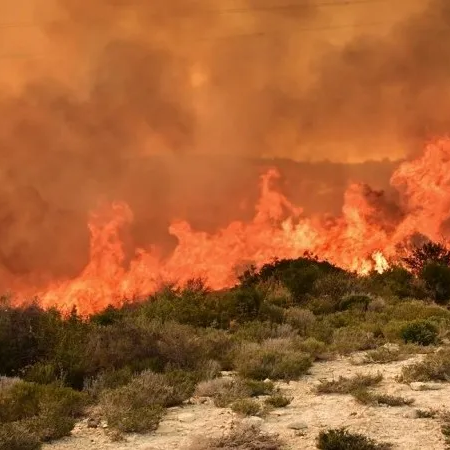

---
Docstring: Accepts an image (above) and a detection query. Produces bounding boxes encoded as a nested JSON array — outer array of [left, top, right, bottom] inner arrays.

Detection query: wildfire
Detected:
[[8, 138, 450, 315]]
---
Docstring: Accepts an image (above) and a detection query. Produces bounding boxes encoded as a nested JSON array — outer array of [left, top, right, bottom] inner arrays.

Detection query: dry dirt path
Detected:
[[44, 352, 450, 450]]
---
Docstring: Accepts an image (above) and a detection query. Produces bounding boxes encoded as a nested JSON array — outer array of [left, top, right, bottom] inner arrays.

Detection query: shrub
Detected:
[[317, 428, 392, 450], [400, 320, 439, 346], [0, 381, 87, 424], [352, 390, 414, 407], [0, 422, 41, 450], [338, 295, 372, 312], [421, 263, 450, 304], [83, 367, 134, 399], [24, 413, 75, 442], [285, 308, 316, 335], [363, 347, 403, 364], [332, 327, 377, 354], [296, 337, 330, 360], [264, 394, 292, 408], [400, 349, 450, 382], [194, 378, 249, 408], [317, 373, 383, 395], [403, 241, 450, 273], [100, 370, 195, 432], [234, 340, 312, 381], [190, 424, 283, 450], [0, 381, 87, 443], [311, 272, 355, 300], [244, 379, 275, 397], [231, 398, 262, 416], [233, 322, 296, 343]]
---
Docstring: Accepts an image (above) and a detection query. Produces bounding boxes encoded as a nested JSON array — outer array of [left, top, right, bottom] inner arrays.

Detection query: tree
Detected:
[[403, 241, 450, 273]]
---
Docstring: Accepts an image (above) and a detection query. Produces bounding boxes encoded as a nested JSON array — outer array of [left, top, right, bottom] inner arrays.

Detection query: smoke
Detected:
[[295, 0, 450, 160], [0, 0, 447, 281]]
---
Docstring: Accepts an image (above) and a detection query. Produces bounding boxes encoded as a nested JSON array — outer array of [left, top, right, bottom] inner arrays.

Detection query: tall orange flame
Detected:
[[9, 138, 450, 315]]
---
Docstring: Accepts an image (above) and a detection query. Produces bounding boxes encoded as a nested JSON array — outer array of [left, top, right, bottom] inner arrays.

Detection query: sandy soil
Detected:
[[43, 351, 450, 450]]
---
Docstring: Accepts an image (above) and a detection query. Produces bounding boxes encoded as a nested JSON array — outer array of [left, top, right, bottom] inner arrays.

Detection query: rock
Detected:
[[403, 410, 419, 419], [288, 421, 308, 430], [242, 417, 264, 428], [383, 343, 400, 351], [177, 413, 197, 423], [410, 382, 443, 391], [264, 379, 272, 384], [87, 418, 100, 428], [350, 356, 366, 365]]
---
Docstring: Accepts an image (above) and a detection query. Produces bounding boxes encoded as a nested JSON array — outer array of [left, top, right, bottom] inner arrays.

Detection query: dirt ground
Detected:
[[43, 352, 450, 450]]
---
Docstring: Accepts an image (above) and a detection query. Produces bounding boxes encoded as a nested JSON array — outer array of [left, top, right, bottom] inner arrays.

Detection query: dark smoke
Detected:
[[0, 0, 446, 281]]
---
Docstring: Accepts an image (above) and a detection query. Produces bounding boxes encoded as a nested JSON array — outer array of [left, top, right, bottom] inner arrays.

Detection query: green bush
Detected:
[[100, 369, 197, 432], [234, 340, 312, 381], [230, 398, 262, 416], [332, 327, 378, 354], [338, 295, 372, 312], [0, 422, 41, 450], [421, 262, 450, 304], [317, 428, 392, 450], [0, 381, 87, 424], [244, 379, 275, 397], [0, 381, 87, 443], [296, 337, 329, 360], [264, 394, 292, 408], [400, 320, 439, 346], [363, 347, 403, 364], [285, 308, 316, 335]]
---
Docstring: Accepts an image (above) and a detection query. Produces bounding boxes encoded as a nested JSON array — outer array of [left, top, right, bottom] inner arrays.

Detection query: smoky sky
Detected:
[[0, 0, 447, 281]]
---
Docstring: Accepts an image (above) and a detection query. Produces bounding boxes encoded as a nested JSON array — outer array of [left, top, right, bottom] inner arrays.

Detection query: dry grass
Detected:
[[195, 378, 250, 408], [362, 347, 405, 364], [353, 389, 414, 407], [317, 428, 392, 450], [400, 348, 450, 382], [189, 423, 283, 450], [317, 373, 383, 395]]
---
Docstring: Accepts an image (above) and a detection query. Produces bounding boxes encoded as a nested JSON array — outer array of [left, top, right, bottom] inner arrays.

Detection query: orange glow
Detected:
[[8, 138, 450, 315]]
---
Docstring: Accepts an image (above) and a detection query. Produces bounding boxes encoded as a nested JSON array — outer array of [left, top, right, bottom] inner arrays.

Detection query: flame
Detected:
[[7, 138, 450, 315]]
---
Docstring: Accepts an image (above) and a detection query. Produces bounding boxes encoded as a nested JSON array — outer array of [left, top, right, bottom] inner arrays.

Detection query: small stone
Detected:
[[288, 422, 308, 430], [264, 379, 272, 383], [403, 410, 419, 419], [383, 343, 400, 351], [177, 413, 196, 423], [242, 417, 264, 427], [87, 418, 100, 429], [410, 382, 443, 391]]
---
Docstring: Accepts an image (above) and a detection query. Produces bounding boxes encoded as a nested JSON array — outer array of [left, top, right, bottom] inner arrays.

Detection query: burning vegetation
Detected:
[[1, 0, 450, 314]]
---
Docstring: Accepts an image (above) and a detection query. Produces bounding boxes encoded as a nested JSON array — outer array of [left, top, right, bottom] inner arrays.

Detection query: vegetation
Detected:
[[1, 241, 450, 443], [190, 424, 284, 450], [230, 398, 262, 416], [264, 394, 292, 408], [317, 428, 392, 450], [400, 349, 450, 382], [352, 390, 414, 407], [317, 374, 383, 395]]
